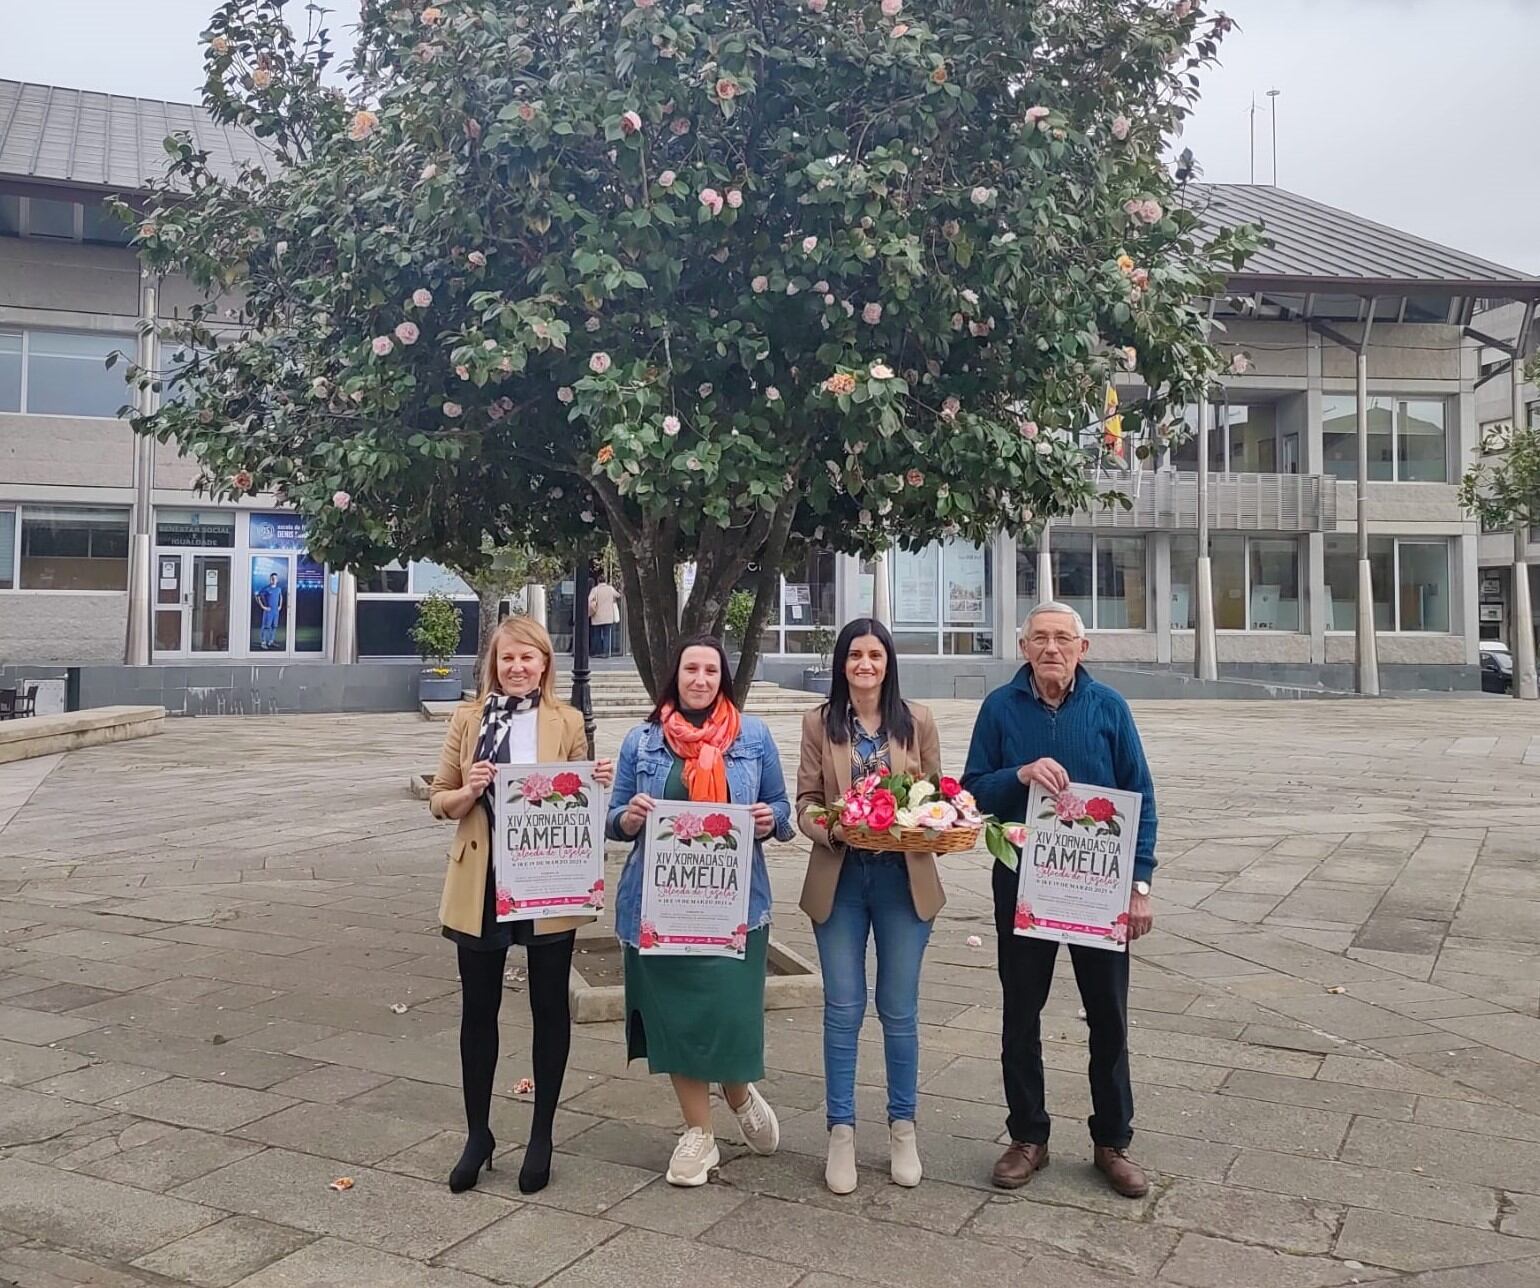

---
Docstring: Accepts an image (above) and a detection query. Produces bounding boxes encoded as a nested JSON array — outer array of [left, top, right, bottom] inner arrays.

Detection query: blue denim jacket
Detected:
[[606, 715, 795, 947]]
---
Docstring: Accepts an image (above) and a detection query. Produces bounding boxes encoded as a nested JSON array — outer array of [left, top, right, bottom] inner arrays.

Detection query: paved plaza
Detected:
[[0, 696, 1538, 1286]]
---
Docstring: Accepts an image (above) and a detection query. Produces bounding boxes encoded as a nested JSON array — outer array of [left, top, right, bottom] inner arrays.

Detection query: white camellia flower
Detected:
[[894, 808, 919, 829], [907, 779, 937, 806]]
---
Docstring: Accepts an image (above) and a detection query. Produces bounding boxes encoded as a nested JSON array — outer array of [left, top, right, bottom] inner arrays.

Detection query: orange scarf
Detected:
[[659, 698, 741, 803]]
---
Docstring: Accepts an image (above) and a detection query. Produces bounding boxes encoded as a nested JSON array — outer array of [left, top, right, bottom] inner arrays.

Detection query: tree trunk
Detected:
[[471, 581, 503, 682], [733, 498, 798, 708], [614, 537, 680, 699]]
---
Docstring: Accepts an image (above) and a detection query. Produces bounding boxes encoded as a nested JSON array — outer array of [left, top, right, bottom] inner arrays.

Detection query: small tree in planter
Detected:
[[804, 624, 836, 695], [411, 592, 466, 701]]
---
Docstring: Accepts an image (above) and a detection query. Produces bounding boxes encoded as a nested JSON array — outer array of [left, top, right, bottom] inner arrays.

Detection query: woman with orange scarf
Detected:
[[608, 634, 794, 1187]]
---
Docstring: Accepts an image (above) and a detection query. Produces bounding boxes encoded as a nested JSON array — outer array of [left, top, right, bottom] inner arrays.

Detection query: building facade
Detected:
[[4, 83, 1537, 698]]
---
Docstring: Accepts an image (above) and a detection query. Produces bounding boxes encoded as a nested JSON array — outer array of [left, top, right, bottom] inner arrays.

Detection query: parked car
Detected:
[[1480, 641, 1513, 694]]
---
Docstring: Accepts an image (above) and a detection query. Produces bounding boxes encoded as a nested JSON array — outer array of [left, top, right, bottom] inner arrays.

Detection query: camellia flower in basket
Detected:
[[811, 771, 1008, 855]]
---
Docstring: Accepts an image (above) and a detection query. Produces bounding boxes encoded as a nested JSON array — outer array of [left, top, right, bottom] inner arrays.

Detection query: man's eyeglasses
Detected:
[[1027, 633, 1080, 649]]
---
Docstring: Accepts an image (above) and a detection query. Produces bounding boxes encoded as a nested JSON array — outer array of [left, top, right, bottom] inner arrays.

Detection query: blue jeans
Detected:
[[812, 852, 933, 1128]]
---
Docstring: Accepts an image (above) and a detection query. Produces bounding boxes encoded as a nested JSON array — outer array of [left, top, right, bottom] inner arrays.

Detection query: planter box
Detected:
[[801, 668, 833, 696], [418, 672, 462, 702]]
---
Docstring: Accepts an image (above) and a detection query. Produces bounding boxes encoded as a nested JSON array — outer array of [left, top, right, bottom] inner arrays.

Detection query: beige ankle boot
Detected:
[[890, 1120, 922, 1187], [825, 1125, 857, 1194]]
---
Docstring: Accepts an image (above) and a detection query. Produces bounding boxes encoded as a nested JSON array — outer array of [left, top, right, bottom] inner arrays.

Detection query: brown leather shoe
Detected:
[[991, 1141, 1049, 1189], [1094, 1145, 1148, 1197]]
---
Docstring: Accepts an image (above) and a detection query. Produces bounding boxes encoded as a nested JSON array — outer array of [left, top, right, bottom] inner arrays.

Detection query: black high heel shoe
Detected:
[[518, 1133, 553, 1194], [448, 1130, 496, 1193]]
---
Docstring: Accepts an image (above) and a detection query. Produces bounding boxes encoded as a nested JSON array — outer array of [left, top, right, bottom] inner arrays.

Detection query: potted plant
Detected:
[[803, 624, 835, 695], [411, 592, 464, 702]]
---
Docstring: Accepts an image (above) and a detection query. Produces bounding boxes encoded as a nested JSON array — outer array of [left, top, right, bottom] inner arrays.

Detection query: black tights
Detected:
[[457, 934, 573, 1191]]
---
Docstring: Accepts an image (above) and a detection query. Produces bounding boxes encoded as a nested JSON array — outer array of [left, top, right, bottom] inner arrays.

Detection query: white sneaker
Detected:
[[729, 1083, 780, 1155], [826, 1124, 857, 1194], [666, 1127, 719, 1187], [890, 1119, 922, 1187]]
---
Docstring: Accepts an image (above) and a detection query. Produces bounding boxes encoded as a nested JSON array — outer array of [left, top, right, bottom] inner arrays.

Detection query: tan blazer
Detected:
[[429, 698, 594, 936], [796, 702, 946, 924]]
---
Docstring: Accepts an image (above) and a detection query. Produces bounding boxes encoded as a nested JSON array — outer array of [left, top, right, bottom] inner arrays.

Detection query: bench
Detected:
[[0, 706, 166, 765]]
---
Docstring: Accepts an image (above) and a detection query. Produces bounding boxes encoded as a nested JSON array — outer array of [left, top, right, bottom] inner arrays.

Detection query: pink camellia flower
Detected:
[[371, 335, 394, 357], [802, 235, 818, 254], [636, 0, 656, 7], [1025, 104, 1050, 124], [589, 352, 612, 374], [443, 401, 463, 418], [231, 470, 253, 492], [1139, 198, 1163, 224], [1132, 267, 1150, 289], [807, 0, 827, 10], [726, 189, 743, 209], [332, 490, 351, 510], [716, 78, 739, 100], [862, 302, 882, 325], [785, 281, 800, 296], [858, 508, 873, 526], [585, 315, 601, 332], [522, 772, 554, 801], [393, 321, 419, 345], [671, 116, 691, 136], [906, 468, 924, 487], [517, 102, 537, 122], [942, 396, 961, 421], [421, 5, 443, 24], [1054, 790, 1087, 822], [658, 169, 676, 188], [1020, 418, 1040, 438], [766, 386, 781, 401], [348, 110, 379, 141], [869, 363, 894, 380], [1122, 345, 1139, 370], [1014, 901, 1034, 931], [420, 163, 438, 183], [663, 415, 681, 436], [210, 35, 230, 54], [671, 811, 705, 842], [970, 185, 991, 206], [251, 68, 273, 90], [455, 365, 470, 380], [970, 321, 989, 337], [1123, 198, 1142, 216], [467, 250, 487, 267], [891, 22, 909, 36], [1106, 922, 1129, 945], [881, 0, 901, 14], [1231, 352, 1252, 375], [1111, 114, 1131, 140], [1172, 0, 1194, 16], [557, 386, 575, 404], [1004, 824, 1029, 847], [751, 275, 769, 294], [699, 188, 724, 215], [495, 888, 513, 918], [621, 110, 642, 135], [412, 288, 433, 308]]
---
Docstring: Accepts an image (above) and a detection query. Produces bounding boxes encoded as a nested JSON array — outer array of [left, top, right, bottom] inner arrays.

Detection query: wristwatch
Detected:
[[1133, 880, 1151, 897]]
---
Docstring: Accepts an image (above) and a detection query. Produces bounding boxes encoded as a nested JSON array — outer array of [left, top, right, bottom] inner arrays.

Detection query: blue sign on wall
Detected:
[[249, 514, 309, 551]]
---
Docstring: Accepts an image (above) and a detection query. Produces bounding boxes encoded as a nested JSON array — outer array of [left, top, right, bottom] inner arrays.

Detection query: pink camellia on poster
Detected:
[[640, 801, 754, 958], [1010, 782, 1142, 952], [492, 762, 606, 922]]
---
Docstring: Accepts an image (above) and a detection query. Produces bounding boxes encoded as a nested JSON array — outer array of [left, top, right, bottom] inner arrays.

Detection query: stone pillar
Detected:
[[331, 569, 358, 663], [527, 583, 548, 628], [870, 550, 892, 626]]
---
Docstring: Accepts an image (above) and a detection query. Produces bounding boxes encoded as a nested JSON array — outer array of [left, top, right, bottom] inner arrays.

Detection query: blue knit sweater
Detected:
[[962, 665, 1158, 882]]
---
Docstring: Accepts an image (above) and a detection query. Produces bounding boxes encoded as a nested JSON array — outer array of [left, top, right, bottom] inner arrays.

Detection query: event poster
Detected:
[[492, 763, 606, 922], [639, 801, 754, 957], [944, 542, 987, 624], [1014, 782, 1141, 952]]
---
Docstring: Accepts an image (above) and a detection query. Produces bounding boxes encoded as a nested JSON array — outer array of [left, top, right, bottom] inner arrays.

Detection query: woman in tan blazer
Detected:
[[429, 614, 612, 1197], [796, 618, 944, 1196]]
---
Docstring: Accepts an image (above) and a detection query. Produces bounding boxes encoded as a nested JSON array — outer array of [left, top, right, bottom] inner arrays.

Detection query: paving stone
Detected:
[[0, 1035, 91, 1087], [4, 982, 122, 1013], [25, 1061, 171, 1104], [1137, 1084, 1351, 1157], [965, 1191, 1177, 1277], [0, 1002, 100, 1046], [1414, 1097, 1540, 1142], [1157, 1232, 1398, 1287], [132, 1216, 316, 1287], [438, 1205, 623, 1285], [1341, 1118, 1540, 1194], [229, 1236, 502, 1287], [0, 1083, 105, 1146], [104, 1077, 297, 1132], [600, 1175, 752, 1238], [1386, 1261, 1540, 1288], [542, 1226, 802, 1288], [171, 1146, 514, 1260], [1153, 1177, 1341, 1253], [1502, 1192, 1540, 1241], [1219, 1069, 1416, 1120], [1334, 1208, 1540, 1273], [265, 1064, 394, 1104], [0, 1242, 174, 1287], [57, 1026, 317, 1090], [78, 1126, 267, 1191], [0, 1156, 221, 1260], [233, 1101, 441, 1165], [1226, 1148, 1501, 1227]]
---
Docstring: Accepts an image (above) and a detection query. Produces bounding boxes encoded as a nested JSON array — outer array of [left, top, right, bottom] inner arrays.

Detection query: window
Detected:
[[22, 331, 133, 418], [1172, 534, 1302, 631], [888, 540, 993, 654], [0, 195, 130, 244], [361, 564, 410, 594], [0, 195, 18, 236], [781, 549, 838, 654], [1018, 533, 1147, 630], [1323, 396, 1447, 483], [28, 197, 77, 240], [411, 561, 474, 596], [1324, 535, 1449, 632], [0, 333, 20, 412], [82, 203, 132, 246], [16, 505, 130, 591], [0, 510, 14, 589]]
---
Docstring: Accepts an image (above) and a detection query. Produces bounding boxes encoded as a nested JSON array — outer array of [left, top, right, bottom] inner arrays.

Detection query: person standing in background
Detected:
[[588, 574, 622, 658]]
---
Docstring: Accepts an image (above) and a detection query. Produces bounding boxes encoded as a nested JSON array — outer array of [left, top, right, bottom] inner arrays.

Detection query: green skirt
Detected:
[[624, 927, 768, 1083]]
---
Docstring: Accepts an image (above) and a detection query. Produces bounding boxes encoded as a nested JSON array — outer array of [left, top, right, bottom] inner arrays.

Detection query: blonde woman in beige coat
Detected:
[[430, 615, 612, 1196]]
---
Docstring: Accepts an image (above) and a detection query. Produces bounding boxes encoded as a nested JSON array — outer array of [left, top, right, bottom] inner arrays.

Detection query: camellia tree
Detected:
[[125, 0, 1256, 699]]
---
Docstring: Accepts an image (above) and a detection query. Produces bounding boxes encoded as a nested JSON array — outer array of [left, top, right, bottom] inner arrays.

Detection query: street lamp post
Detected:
[[1267, 89, 1280, 186]]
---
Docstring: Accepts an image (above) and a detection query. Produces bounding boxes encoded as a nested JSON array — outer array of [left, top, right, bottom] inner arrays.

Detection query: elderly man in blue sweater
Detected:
[[963, 600, 1157, 1199]]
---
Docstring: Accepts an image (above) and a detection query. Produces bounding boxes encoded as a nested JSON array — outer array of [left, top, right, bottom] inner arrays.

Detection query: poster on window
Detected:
[[893, 547, 939, 625], [639, 801, 754, 957], [492, 764, 606, 922], [944, 545, 987, 625], [1014, 782, 1141, 953]]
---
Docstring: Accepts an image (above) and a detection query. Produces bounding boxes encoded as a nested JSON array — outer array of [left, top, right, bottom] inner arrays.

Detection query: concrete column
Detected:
[[527, 583, 548, 628], [870, 549, 892, 626], [835, 552, 864, 622], [331, 570, 358, 663], [1305, 531, 1326, 664], [1355, 342, 1380, 696], [996, 528, 1017, 658], [1036, 521, 1053, 604], [1153, 533, 1172, 664], [124, 279, 159, 665], [1194, 395, 1218, 680], [1513, 353, 1538, 699]]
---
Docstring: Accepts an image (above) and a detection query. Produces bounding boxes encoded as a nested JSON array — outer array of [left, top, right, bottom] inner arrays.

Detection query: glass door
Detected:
[[250, 555, 291, 653], [191, 555, 232, 653], [154, 555, 186, 655]]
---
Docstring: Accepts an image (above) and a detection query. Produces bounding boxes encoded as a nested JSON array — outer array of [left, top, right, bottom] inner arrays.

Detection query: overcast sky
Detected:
[[5, 0, 1537, 271]]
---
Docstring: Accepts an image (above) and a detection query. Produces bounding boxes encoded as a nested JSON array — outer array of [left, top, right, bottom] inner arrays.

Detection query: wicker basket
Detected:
[[844, 825, 981, 855]]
